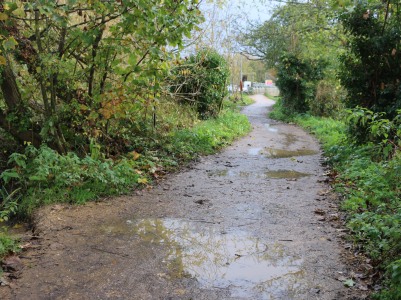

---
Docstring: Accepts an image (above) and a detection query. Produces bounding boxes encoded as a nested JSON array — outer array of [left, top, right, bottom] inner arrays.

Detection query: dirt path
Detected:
[[2, 95, 350, 299]]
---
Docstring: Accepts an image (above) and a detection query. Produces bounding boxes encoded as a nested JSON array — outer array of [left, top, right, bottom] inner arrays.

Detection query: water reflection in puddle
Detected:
[[248, 147, 317, 158], [207, 169, 229, 177], [264, 148, 318, 158], [284, 133, 298, 146], [265, 170, 311, 179], [248, 147, 263, 155], [112, 219, 304, 298], [264, 124, 279, 133], [207, 169, 310, 180]]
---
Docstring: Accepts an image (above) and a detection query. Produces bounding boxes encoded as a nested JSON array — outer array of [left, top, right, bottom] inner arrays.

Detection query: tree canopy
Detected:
[[0, 0, 203, 154]]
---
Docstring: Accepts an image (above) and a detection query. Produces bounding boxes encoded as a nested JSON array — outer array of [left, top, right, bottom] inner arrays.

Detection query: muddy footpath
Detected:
[[1, 95, 366, 299]]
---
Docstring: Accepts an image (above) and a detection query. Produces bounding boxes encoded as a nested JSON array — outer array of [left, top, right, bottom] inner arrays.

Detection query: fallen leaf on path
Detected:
[[344, 279, 355, 287], [328, 213, 339, 221], [318, 190, 329, 196], [2, 256, 24, 272], [314, 209, 325, 215], [137, 178, 148, 184]]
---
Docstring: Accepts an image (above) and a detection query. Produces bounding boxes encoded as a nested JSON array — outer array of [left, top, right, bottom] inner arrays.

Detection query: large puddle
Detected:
[[265, 170, 311, 179], [248, 147, 318, 158], [208, 169, 311, 179], [264, 148, 318, 158], [100, 219, 305, 298]]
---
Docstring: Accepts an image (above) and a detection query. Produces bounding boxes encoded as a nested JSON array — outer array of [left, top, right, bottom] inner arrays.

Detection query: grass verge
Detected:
[[269, 99, 401, 299]]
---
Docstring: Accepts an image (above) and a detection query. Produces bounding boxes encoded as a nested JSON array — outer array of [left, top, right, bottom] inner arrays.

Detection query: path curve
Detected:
[[2, 95, 348, 299]]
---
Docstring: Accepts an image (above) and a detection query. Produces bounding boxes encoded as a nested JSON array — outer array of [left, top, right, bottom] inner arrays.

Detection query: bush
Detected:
[[310, 79, 345, 117], [0, 230, 19, 260], [170, 48, 230, 119], [345, 107, 401, 158], [339, 3, 401, 118], [0, 146, 142, 218], [276, 53, 326, 114]]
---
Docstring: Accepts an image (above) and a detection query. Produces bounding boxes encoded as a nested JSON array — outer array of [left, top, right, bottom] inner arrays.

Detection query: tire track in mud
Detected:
[[2, 95, 349, 300]]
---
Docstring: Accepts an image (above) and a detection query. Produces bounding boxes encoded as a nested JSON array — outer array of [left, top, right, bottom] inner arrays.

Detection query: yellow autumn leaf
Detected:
[[0, 55, 6, 65], [130, 151, 141, 160], [0, 13, 8, 21], [138, 178, 148, 184], [12, 8, 26, 18]]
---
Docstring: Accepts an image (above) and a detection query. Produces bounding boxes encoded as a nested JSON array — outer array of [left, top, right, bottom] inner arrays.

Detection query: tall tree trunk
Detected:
[[0, 63, 42, 147]]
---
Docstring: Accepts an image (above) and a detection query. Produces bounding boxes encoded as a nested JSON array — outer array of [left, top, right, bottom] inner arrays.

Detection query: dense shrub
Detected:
[[311, 79, 345, 117], [276, 53, 326, 114], [170, 49, 230, 119], [339, 2, 401, 145], [345, 107, 401, 158]]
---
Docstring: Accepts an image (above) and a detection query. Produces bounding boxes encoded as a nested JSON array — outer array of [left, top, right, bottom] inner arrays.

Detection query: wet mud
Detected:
[[1, 95, 351, 299]]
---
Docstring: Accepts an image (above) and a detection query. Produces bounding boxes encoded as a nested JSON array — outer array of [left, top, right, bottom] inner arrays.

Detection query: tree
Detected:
[[241, 0, 345, 115], [0, 0, 203, 154], [169, 48, 229, 119], [339, 1, 401, 117]]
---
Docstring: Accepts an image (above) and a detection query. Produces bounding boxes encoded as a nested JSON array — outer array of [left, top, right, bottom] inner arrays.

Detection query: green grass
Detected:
[[224, 94, 255, 109], [0, 229, 20, 273], [264, 92, 280, 101], [269, 99, 401, 299]]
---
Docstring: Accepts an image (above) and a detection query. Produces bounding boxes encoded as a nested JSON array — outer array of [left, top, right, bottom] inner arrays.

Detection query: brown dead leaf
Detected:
[[2, 256, 24, 272], [314, 209, 326, 215], [317, 190, 329, 196]]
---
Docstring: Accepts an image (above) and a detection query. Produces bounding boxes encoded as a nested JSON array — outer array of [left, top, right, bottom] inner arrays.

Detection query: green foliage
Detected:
[[311, 79, 345, 117], [339, 1, 401, 146], [268, 98, 295, 122], [346, 107, 401, 158], [170, 49, 230, 119], [339, 2, 401, 117], [164, 109, 251, 161], [224, 94, 254, 110], [0, 230, 19, 260], [0, 145, 142, 217], [276, 53, 326, 114], [241, 0, 343, 69], [0, 0, 203, 153]]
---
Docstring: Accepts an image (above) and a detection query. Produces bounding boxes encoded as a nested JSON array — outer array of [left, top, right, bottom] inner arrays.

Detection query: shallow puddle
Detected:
[[111, 218, 304, 298], [265, 170, 311, 179], [248, 147, 263, 155], [283, 133, 298, 146], [264, 147, 318, 158], [264, 124, 279, 133], [207, 169, 229, 177]]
